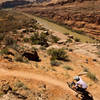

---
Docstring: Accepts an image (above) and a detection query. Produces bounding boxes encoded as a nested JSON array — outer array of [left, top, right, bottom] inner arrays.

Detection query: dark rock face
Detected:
[[36, 0, 50, 3], [22, 51, 40, 61], [1, 0, 31, 8]]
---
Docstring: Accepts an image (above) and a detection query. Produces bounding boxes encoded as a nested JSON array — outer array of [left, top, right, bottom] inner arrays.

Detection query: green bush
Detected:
[[23, 37, 29, 42], [31, 32, 40, 44], [51, 35, 60, 43], [31, 32, 48, 46], [63, 32, 69, 35], [97, 45, 100, 49], [48, 48, 69, 61], [96, 51, 100, 57], [5, 37, 16, 46], [15, 80, 29, 90], [40, 46, 46, 50], [0, 34, 5, 41], [75, 38, 80, 42], [63, 66, 73, 71], [66, 38, 73, 43], [15, 55, 24, 62], [73, 30, 84, 34], [87, 72, 98, 82], [15, 55, 28, 63], [0, 48, 8, 55], [15, 81, 24, 88], [83, 67, 89, 72], [50, 60, 61, 66]]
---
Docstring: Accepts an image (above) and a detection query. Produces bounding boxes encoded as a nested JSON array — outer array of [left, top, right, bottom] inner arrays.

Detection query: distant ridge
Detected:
[[0, 0, 51, 8], [0, 0, 31, 8]]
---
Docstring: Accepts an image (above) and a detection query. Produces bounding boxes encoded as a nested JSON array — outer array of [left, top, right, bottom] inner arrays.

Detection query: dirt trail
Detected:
[[0, 68, 75, 93], [1, 68, 99, 100]]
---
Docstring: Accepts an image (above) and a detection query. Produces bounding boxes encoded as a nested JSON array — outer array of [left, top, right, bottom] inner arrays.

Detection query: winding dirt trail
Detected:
[[1, 68, 99, 100], [0, 65, 99, 100], [0, 68, 75, 93]]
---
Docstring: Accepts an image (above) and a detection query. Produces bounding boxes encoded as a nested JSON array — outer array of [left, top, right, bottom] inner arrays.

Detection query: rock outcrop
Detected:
[[22, 50, 40, 61], [20, 0, 100, 39]]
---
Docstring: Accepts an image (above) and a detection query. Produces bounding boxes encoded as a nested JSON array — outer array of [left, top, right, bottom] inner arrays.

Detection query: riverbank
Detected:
[[24, 13, 97, 43]]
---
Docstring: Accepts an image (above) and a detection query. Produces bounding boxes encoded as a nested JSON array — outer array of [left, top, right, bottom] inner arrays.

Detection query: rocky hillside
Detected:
[[0, 0, 51, 8], [16, 0, 100, 40], [0, 9, 79, 100], [0, 0, 31, 8], [50, 0, 97, 3], [0, 9, 100, 100]]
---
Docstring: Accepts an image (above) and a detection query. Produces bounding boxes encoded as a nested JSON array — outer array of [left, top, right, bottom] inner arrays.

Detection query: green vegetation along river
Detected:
[[33, 16, 96, 43], [23, 12, 96, 43]]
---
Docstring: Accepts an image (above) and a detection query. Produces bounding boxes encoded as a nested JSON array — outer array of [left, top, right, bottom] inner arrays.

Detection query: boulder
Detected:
[[22, 50, 40, 61], [7, 48, 17, 56], [57, 40, 67, 44], [43, 31, 49, 35], [4, 55, 13, 62], [68, 35, 74, 39]]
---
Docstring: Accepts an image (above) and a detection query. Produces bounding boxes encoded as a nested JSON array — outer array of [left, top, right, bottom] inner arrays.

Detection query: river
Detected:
[[20, 12, 96, 43], [33, 16, 96, 43]]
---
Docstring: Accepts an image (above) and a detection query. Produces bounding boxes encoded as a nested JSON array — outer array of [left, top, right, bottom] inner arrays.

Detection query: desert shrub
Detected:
[[0, 34, 5, 41], [15, 81, 29, 90], [32, 25, 39, 30], [30, 32, 39, 44], [75, 38, 80, 42], [13, 30, 17, 34], [87, 72, 98, 82], [97, 45, 100, 49], [51, 68, 56, 71], [31, 32, 48, 46], [40, 46, 46, 50], [47, 48, 69, 61], [32, 47, 38, 51], [15, 55, 24, 62], [15, 81, 24, 88], [7, 15, 15, 21], [5, 37, 16, 46], [23, 37, 29, 42], [0, 92, 4, 97], [66, 38, 73, 43], [0, 48, 8, 55], [83, 67, 89, 72], [73, 30, 84, 34], [11, 43, 19, 51], [63, 66, 73, 71], [40, 33, 48, 46], [96, 51, 100, 57], [63, 32, 69, 35], [51, 35, 60, 43], [0, 10, 36, 33], [50, 60, 61, 66], [15, 55, 28, 63]]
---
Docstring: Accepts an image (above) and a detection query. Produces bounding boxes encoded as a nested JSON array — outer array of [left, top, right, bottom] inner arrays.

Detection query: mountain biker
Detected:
[[73, 76, 88, 94], [67, 76, 93, 99]]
